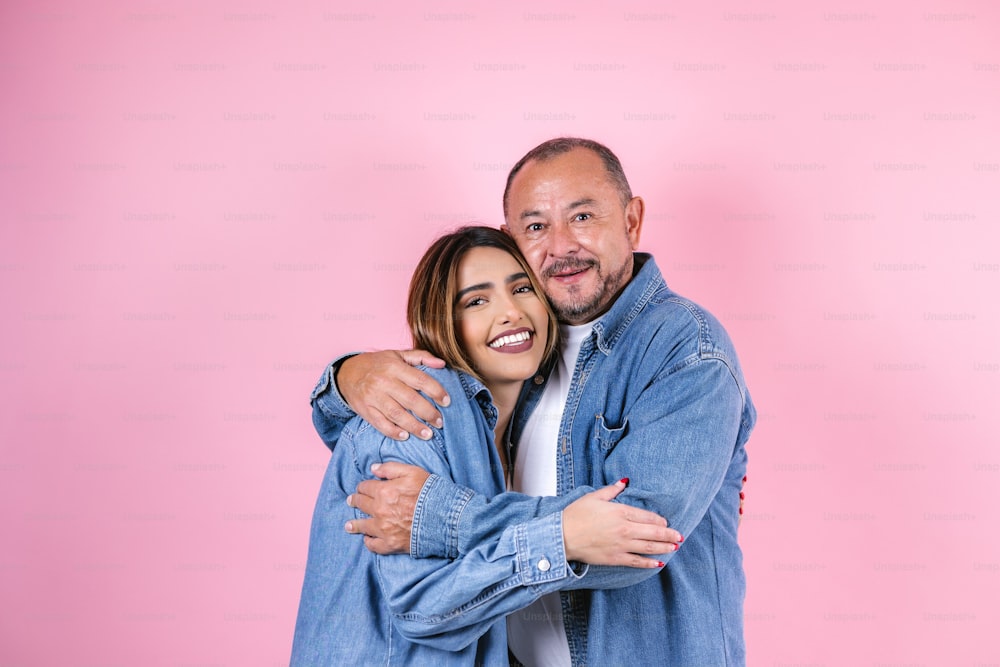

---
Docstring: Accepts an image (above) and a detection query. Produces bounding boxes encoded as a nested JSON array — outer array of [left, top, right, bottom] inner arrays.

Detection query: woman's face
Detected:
[[455, 246, 550, 386]]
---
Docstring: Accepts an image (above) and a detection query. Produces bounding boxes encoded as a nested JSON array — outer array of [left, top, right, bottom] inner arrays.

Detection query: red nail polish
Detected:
[[678, 534, 684, 543], [619, 477, 629, 486], [742, 475, 747, 483], [738, 507, 743, 515], [739, 491, 745, 500], [656, 561, 665, 567]]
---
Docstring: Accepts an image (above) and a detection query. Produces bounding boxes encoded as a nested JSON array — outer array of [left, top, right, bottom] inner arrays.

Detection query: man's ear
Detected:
[[625, 196, 644, 248]]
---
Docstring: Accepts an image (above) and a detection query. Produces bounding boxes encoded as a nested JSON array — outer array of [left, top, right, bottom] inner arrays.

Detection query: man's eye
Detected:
[[526, 223, 544, 232], [574, 213, 591, 222]]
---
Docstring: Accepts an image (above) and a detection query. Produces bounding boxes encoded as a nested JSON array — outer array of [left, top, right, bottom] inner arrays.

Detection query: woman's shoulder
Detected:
[[415, 365, 484, 402], [416, 366, 495, 432], [344, 365, 485, 443]]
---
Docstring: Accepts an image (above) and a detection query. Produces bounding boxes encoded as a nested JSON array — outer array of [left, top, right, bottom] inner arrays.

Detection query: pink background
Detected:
[[2, 1, 998, 664]]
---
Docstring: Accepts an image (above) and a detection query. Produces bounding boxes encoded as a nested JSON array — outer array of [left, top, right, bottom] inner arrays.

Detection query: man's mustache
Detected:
[[542, 258, 597, 279]]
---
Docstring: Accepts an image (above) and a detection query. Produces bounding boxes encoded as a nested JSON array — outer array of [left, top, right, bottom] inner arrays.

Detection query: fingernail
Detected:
[[619, 477, 630, 486], [742, 475, 747, 483], [344, 522, 354, 532], [434, 418, 443, 428], [738, 507, 743, 515], [371, 463, 381, 472], [656, 561, 665, 567], [397, 431, 408, 441], [678, 534, 684, 543], [345, 494, 353, 507], [419, 428, 432, 440], [440, 394, 451, 407], [739, 491, 745, 500]]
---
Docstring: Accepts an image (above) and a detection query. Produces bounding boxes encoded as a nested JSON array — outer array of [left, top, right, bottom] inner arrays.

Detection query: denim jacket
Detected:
[[292, 367, 590, 666], [311, 254, 756, 666]]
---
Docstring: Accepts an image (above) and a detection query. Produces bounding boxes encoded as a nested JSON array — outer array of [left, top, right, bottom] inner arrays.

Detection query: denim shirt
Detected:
[[293, 367, 587, 666], [311, 254, 756, 666]]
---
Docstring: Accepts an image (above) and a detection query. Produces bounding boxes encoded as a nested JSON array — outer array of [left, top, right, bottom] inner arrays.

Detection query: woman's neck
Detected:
[[486, 379, 523, 448]]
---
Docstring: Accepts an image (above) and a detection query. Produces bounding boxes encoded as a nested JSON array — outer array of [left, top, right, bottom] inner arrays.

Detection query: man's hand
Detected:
[[337, 350, 450, 441], [344, 462, 431, 554], [562, 479, 683, 568]]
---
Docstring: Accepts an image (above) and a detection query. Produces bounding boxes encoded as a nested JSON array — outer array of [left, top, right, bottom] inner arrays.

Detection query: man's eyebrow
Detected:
[[518, 198, 596, 220], [566, 198, 596, 211]]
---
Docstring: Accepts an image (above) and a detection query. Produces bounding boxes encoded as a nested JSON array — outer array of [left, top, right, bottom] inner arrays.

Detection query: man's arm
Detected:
[[311, 350, 449, 450], [560, 357, 744, 589]]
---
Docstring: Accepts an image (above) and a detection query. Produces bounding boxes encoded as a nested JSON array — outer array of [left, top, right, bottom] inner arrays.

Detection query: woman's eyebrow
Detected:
[[506, 272, 529, 284], [456, 281, 493, 300], [456, 272, 528, 299]]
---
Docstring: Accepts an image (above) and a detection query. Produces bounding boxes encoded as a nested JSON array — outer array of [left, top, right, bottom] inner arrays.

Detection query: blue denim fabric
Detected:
[[311, 253, 756, 666], [292, 367, 586, 666]]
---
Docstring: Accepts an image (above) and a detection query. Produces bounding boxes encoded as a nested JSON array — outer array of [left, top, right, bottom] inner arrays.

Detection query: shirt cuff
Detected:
[[310, 353, 358, 419], [411, 473, 473, 559], [514, 512, 577, 587]]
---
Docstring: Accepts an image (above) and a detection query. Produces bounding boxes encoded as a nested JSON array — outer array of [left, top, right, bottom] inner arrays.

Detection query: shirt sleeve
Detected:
[[365, 429, 582, 650], [563, 357, 745, 589], [411, 357, 745, 593], [310, 354, 359, 451]]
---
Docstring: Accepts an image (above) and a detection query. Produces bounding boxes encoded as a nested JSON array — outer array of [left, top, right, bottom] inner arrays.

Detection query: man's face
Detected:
[[503, 148, 644, 325]]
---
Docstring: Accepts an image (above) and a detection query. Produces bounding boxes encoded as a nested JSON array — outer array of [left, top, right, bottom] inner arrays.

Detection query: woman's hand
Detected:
[[562, 479, 683, 568]]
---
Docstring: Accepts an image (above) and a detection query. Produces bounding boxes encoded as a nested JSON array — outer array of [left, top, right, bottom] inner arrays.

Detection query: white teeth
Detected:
[[489, 331, 531, 349]]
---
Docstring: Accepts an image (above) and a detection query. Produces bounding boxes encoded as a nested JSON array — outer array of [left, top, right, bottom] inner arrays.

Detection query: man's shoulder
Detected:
[[611, 254, 731, 353], [635, 287, 735, 366]]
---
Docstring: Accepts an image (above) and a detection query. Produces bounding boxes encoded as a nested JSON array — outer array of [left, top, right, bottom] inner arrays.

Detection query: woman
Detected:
[[291, 227, 668, 666]]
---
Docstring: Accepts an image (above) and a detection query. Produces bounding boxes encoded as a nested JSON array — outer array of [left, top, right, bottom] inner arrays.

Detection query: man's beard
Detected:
[[543, 257, 630, 324]]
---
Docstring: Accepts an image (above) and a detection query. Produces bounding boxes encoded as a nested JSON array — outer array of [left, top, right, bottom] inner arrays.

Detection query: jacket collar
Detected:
[[590, 253, 664, 355]]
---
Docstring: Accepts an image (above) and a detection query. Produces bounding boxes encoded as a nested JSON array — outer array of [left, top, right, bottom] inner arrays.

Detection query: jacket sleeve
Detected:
[[365, 428, 582, 649], [310, 354, 359, 451], [413, 358, 746, 592]]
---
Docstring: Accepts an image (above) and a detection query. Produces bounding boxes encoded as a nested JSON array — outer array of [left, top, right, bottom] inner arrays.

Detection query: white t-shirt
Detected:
[[507, 322, 593, 667]]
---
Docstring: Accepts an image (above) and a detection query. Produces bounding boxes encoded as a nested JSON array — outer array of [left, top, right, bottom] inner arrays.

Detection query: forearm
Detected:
[[413, 473, 591, 559], [413, 359, 744, 594], [382, 512, 582, 650]]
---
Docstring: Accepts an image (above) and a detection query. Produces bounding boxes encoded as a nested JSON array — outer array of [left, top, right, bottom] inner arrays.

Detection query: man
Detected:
[[311, 138, 755, 665]]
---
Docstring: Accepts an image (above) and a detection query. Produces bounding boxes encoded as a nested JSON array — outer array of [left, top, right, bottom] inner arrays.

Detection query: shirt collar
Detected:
[[455, 369, 499, 429], [590, 252, 665, 355]]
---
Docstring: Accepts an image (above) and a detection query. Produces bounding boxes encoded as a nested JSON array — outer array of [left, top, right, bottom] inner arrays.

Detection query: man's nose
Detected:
[[548, 221, 579, 257]]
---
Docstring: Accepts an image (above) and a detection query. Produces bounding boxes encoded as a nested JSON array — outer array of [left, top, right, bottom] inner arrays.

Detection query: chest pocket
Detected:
[[594, 414, 628, 452]]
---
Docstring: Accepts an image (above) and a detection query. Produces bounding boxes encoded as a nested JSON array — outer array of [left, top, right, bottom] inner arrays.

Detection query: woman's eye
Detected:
[[513, 284, 534, 295], [464, 296, 486, 308]]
